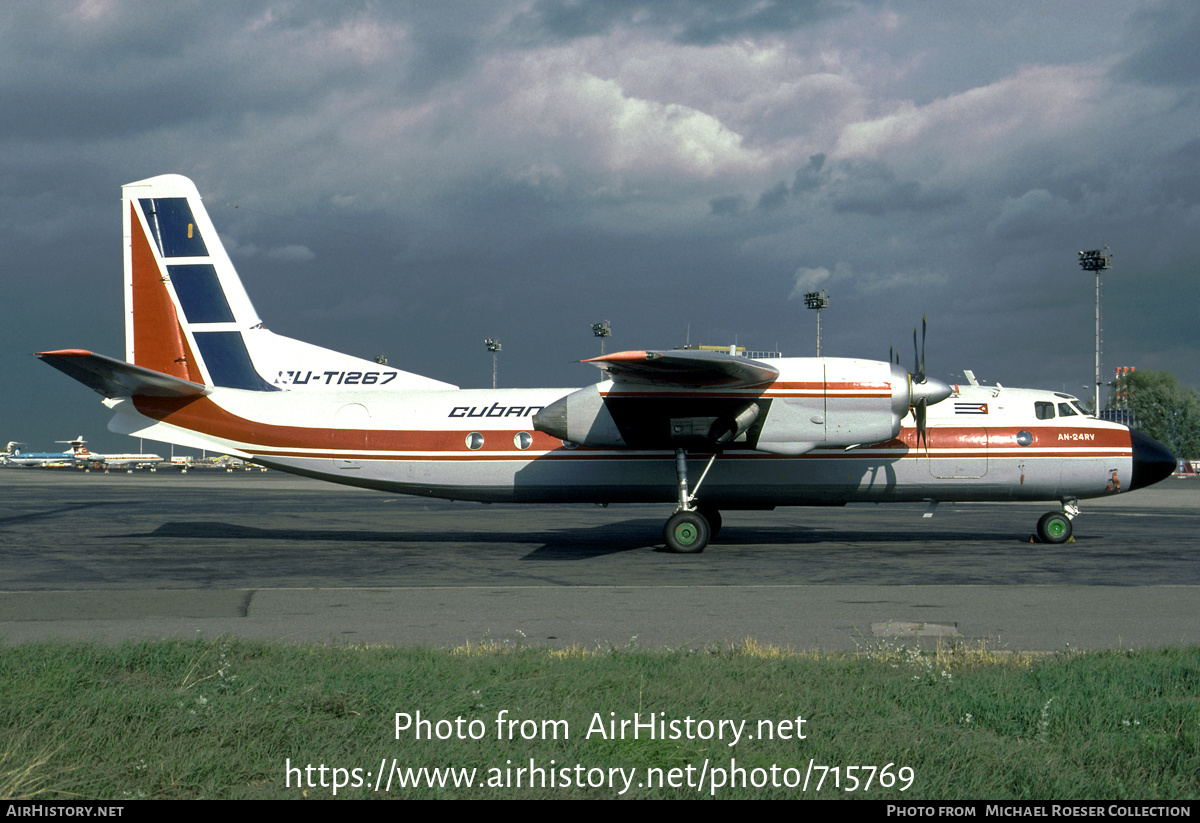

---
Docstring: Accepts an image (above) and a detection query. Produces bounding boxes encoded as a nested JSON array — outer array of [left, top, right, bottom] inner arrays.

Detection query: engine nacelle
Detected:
[[532, 384, 626, 447], [754, 359, 913, 454], [533, 358, 950, 453]]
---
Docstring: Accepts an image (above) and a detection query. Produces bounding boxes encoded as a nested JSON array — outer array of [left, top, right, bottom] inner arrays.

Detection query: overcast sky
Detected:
[[4, 0, 1199, 454]]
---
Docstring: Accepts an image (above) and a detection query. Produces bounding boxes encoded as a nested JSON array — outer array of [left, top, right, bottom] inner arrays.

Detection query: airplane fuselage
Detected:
[[2, 453, 74, 468], [110, 373, 1156, 509]]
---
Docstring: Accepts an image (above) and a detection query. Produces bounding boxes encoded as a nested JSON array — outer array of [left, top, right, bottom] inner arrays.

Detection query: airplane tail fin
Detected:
[[121, 174, 454, 391]]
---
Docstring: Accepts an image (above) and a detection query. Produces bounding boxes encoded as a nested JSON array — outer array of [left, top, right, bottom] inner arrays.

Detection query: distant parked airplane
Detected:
[[2, 441, 74, 468], [65, 436, 163, 470]]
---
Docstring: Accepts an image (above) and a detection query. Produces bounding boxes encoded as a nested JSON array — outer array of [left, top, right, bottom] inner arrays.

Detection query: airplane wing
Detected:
[[584, 350, 779, 388], [36, 350, 211, 399]]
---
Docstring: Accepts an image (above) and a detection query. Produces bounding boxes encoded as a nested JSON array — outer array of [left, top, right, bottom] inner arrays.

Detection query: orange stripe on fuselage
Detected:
[[918, 426, 1132, 450], [133, 395, 1133, 462], [132, 395, 562, 453]]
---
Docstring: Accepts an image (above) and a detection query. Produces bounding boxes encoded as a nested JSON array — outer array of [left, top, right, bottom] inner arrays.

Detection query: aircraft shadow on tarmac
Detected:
[[136, 520, 648, 559], [133, 517, 1036, 561]]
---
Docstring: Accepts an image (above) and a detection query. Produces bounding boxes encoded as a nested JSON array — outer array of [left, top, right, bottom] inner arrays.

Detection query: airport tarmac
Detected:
[[1, 469, 1197, 651]]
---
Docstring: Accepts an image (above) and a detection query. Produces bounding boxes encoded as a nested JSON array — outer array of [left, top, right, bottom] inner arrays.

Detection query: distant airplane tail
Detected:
[[63, 436, 91, 458], [120, 174, 453, 392]]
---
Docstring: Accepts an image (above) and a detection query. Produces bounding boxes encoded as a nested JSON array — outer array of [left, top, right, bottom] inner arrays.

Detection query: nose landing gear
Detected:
[[1035, 500, 1078, 544]]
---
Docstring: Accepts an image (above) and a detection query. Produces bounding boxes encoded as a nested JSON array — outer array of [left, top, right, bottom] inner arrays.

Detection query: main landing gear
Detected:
[[1035, 500, 1078, 544], [663, 449, 721, 553]]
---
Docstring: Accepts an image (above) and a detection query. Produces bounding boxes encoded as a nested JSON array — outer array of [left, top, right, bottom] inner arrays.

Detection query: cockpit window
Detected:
[[1058, 403, 1077, 417], [1035, 401, 1055, 420]]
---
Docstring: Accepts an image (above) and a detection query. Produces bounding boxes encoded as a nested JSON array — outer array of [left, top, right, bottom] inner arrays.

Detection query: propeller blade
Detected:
[[912, 316, 928, 384], [907, 315, 943, 454], [913, 326, 919, 382], [920, 315, 927, 384]]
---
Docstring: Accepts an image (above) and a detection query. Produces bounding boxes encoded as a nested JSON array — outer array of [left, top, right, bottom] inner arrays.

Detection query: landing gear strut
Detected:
[[663, 449, 719, 553], [1036, 499, 1077, 544]]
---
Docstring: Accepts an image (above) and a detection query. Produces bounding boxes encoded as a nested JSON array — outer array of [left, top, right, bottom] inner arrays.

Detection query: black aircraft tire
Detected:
[[664, 511, 711, 554], [1036, 512, 1073, 544]]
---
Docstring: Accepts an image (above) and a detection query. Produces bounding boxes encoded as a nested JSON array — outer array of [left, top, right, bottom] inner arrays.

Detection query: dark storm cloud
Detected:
[[826, 160, 961, 216], [792, 154, 827, 194], [0, 2, 506, 142], [0, 4, 365, 140], [748, 156, 959, 217], [1156, 138, 1200, 207], [756, 180, 789, 211], [708, 194, 747, 216], [1113, 0, 1200, 88], [520, 0, 854, 44]]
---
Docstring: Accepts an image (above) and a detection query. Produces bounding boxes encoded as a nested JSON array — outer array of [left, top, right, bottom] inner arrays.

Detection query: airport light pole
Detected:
[[804, 290, 829, 356], [591, 320, 611, 355], [1078, 248, 1111, 415], [484, 338, 501, 389]]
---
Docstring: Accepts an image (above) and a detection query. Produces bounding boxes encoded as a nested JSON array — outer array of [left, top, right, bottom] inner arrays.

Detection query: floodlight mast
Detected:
[[484, 338, 501, 389], [1077, 248, 1112, 416], [591, 320, 611, 355], [804, 290, 829, 356]]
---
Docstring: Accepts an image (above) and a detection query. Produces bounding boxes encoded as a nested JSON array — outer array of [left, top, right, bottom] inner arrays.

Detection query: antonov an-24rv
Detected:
[[38, 174, 1176, 552]]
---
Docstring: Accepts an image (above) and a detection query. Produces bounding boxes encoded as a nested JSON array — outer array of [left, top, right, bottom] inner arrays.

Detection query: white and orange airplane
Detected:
[[38, 174, 1175, 552], [62, 436, 163, 470]]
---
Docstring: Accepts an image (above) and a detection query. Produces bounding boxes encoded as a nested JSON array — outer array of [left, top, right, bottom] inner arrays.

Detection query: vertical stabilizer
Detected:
[[121, 174, 454, 391], [124, 174, 271, 389]]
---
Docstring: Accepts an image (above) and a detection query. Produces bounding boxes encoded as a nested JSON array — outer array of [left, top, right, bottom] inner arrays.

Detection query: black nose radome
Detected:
[[1128, 428, 1176, 491]]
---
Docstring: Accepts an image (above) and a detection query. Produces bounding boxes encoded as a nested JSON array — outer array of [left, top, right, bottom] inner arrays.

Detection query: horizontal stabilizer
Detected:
[[36, 350, 211, 399], [584, 349, 779, 388]]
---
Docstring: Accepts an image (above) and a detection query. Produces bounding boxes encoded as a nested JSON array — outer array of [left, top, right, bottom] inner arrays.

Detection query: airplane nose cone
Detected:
[[912, 376, 953, 407], [1128, 428, 1176, 491]]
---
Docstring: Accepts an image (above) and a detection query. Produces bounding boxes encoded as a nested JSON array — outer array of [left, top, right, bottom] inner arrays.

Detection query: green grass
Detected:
[[1, 639, 1197, 799]]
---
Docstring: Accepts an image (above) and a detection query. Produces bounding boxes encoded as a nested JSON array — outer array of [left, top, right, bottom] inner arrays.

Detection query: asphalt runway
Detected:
[[2, 468, 1198, 651]]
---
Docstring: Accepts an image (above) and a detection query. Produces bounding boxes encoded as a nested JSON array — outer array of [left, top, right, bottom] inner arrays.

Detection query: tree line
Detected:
[[1114, 370, 1200, 460]]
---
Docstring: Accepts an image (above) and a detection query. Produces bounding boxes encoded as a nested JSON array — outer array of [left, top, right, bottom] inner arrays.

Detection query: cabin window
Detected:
[[1035, 401, 1055, 419]]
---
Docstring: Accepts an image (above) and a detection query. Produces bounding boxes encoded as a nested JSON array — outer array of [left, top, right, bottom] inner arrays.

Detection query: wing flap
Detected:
[[584, 349, 779, 388], [37, 350, 211, 399]]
